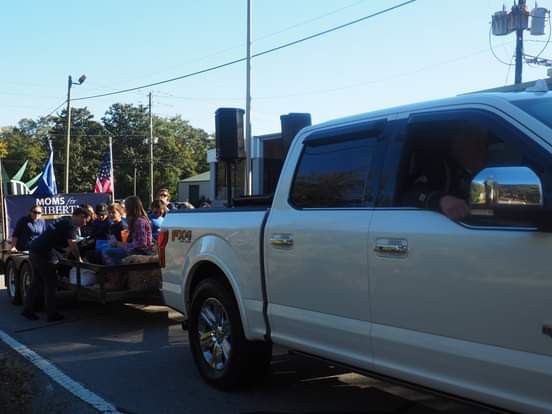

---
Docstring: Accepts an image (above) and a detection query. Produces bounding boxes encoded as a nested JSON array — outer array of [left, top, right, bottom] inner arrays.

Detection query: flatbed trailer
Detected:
[[3, 251, 163, 307], [59, 258, 162, 304]]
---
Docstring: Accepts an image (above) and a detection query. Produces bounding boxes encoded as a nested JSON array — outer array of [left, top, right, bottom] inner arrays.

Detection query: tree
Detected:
[[1, 103, 212, 200], [0, 119, 50, 180], [49, 107, 108, 193], [102, 104, 213, 202], [102, 103, 150, 201], [0, 140, 7, 159], [153, 114, 212, 197]]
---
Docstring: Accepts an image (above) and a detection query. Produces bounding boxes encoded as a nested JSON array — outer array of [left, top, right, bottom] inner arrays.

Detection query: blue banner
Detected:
[[4, 193, 111, 240]]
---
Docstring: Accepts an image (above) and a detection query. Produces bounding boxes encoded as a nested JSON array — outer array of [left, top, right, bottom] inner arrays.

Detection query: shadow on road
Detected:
[[0, 288, 494, 414]]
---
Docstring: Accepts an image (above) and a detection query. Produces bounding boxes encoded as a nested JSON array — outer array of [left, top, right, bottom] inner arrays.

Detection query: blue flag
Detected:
[[35, 148, 58, 196]]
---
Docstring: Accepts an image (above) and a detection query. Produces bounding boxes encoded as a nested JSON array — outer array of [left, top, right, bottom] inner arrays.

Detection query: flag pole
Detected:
[[0, 157, 7, 244], [109, 136, 115, 202]]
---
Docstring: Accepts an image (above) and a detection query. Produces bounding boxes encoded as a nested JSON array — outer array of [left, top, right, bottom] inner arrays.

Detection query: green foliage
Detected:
[[0, 103, 213, 202], [49, 107, 108, 193], [0, 119, 49, 178]]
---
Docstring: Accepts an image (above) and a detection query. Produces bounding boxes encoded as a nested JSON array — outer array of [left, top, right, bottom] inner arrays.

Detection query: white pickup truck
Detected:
[[160, 89, 552, 414]]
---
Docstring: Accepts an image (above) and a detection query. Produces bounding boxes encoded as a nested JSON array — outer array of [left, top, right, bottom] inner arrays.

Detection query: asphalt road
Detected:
[[0, 275, 495, 414]]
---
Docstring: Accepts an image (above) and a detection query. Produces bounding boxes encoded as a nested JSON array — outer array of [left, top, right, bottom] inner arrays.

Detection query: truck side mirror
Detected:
[[470, 166, 543, 213]]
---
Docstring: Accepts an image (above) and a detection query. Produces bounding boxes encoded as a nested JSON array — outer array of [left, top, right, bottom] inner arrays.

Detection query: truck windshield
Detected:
[[513, 97, 552, 129]]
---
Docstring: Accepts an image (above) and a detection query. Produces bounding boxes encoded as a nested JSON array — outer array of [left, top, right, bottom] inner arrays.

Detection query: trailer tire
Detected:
[[19, 262, 33, 307], [188, 277, 272, 389], [5, 260, 22, 305]]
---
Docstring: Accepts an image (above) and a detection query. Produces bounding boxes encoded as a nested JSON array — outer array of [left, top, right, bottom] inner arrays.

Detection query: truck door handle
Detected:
[[374, 238, 408, 257], [270, 234, 294, 247]]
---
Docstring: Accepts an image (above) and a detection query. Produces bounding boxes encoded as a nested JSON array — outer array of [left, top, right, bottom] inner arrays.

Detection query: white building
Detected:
[[177, 171, 211, 206]]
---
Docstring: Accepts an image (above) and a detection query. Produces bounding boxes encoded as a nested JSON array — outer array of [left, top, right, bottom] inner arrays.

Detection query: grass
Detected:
[[0, 349, 34, 414]]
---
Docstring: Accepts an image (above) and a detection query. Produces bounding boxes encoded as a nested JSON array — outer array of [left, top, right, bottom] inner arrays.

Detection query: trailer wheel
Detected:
[[189, 278, 272, 389], [5, 260, 22, 305], [19, 263, 33, 306]]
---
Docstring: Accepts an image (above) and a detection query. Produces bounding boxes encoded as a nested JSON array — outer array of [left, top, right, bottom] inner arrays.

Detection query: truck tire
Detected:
[[5, 260, 22, 305], [188, 278, 272, 389], [19, 263, 33, 307]]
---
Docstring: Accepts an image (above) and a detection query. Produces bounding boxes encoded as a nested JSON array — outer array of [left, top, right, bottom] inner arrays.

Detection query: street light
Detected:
[[64, 74, 86, 193]]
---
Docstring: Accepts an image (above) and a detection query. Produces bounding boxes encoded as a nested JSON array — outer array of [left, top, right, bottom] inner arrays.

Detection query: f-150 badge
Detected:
[[172, 229, 192, 243]]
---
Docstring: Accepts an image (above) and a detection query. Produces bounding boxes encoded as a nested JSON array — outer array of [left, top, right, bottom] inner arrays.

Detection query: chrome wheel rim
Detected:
[[197, 298, 231, 371], [7, 265, 16, 297]]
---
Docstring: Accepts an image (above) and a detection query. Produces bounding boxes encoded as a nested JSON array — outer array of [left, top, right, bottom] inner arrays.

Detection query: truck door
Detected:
[[264, 119, 390, 370], [369, 108, 552, 409]]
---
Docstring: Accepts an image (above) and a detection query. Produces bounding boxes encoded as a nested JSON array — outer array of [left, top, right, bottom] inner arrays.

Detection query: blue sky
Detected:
[[1, 0, 551, 135]]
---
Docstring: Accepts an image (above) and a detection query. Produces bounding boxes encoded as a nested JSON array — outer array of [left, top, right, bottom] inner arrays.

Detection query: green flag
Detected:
[[25, 172, 41, 191], [11, 160, 28, 181]]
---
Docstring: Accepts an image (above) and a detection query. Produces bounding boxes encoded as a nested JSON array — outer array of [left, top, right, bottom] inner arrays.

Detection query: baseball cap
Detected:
[[95, 203, 108, 215]]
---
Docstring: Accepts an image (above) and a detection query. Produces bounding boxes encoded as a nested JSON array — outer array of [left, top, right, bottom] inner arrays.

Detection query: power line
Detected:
[[254, 44, 512, 100], [489, 25, 515, 66], [505, 53, 515, 84], [251, 0, 414, 59], [72, 0, 415, 102], [122, 0, 373, 85], [253, 0, 373, 43], [44, 100, 67, 118]]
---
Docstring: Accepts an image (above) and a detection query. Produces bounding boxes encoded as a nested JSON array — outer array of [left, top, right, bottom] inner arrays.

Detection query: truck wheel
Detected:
[[19, 263, 44, 311], [19, 263, 33, 307], [189, 278, 272, 389], [5, 260, 22, 305]]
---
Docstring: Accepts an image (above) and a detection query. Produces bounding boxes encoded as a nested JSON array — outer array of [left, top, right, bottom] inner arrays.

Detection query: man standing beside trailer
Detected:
[[21, 207, 93, 322]]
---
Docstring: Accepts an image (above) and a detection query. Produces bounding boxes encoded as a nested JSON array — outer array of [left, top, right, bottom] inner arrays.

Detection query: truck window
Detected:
[[394, 112, 548, 227], [290, 137, 377, 208], [513, 97, 552, 130]]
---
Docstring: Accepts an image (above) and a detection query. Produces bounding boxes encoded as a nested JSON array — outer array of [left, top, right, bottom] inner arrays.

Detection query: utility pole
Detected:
[[0, 157, 6, 241], [109, 135, 115, 202], [515, 0, 527, 84], [133, 165, 137, 196], [64, 74, 86, 193], [64, 76, 72, 194], [489, 1, 549, 85], [244, 0, 252, 195], [148, 92, 154, 205]]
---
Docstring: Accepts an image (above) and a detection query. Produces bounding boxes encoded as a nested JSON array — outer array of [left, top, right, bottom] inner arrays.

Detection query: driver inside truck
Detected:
[[11, 206, 46, 252], [401, 124, 488, 221]]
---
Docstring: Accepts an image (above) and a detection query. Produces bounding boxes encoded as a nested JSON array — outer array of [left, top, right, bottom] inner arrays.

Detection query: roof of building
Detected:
[[180, 171, 210, 183]]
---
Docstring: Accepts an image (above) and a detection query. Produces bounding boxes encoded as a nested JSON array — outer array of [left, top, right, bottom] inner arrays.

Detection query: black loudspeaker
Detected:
[[280, 113, 312, 152], [215, 108, 245, 160]]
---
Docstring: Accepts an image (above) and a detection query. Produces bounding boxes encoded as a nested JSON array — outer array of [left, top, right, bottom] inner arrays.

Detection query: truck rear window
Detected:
[[290, 137, 376, 208], [513, 97, 552, 129]]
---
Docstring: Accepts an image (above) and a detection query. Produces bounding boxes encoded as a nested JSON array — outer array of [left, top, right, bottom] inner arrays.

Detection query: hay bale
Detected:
[[121, 255, 161, 291]]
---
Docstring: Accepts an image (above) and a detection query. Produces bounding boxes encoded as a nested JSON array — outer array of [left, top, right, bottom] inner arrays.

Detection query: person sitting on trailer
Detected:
[[21, 207, 93, 322], [107, 202, 128, 242], [148, 199, 166, 242], [102, 196, 153, 265], [11, 206, 47, 252], [90, 203, 110, 240], [78, 204, 96, 238]]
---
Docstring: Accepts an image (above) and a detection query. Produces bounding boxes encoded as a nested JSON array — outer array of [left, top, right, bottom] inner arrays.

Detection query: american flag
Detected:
[[95, 152, 113, 193]]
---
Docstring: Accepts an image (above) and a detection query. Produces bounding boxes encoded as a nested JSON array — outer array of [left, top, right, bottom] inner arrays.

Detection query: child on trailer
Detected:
[[102, 196, 153, 265]]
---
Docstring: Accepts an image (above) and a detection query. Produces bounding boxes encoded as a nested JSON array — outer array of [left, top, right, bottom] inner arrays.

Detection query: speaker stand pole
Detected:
[[225, 160, 233, 208], [244, 0, 252, 196]]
